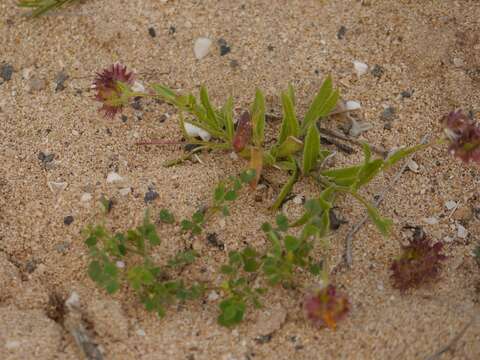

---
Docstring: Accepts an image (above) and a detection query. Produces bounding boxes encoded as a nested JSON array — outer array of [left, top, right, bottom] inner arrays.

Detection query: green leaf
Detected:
[[127, 266, 155, 290], [240, 169, 256, 183], [200, 86, 219, 129], [271, 159, 299, 211], [278, 92, 300, 144], [354, 159, 384, 190], [151, 84, 177, 104], [105, 280, 120, 294], [276, 136, 303, 158], [223, 96, 235, 140], [365, 204, 393, 237], [168, 250, 198, 268], [302, 76, 339, 132], [287, 83, 296, 106], [384, 143, 428, 168], [159, 209, 175, 224], [221, 265, 235, 275], [103, 261, 118, 277], [192, 210, 205, 224], [225, 190, 237, 201], [261, 222, 273, 233], [218, 299, 246, 326], [251, 89, 266, 146], [284, 235, 300, 251], [214, 184, 226, 202], [144, 224, 160, 246], [275, 213, 289, 231], [308, 262, 322, 275], [88, 261, 102, 282], [302, 124, 321, 174], [85, 235, 98, 247], [180, 220, 194, 231]]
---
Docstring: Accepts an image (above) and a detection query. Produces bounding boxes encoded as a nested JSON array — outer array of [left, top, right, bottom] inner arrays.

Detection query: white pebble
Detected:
[[22, 67, 34, 80], [80, 193, 92, 202], [207, 291, 220, 301], [106, 172, 123, 184], [118, 187, 131, 196], [116, 261, 125, 269], [65, 291, 80, 310], [445, 200, 457, 210], [443, 236, 454, 243], [457, 224, 468, 239], [345, 100, 361, 111], [353, 60, 369, 76], [47, 181, 68, 193], [131, 81, 145, 93], [229, 152, 239, 160], [194, 37, 212, 60], [293, 195, 304, 205], [349, 119, 372, 137], [407, 160, 420, 173], [184, 122, 211, 141], [423, 217, 439, 225], [136, 329, 146, 336]]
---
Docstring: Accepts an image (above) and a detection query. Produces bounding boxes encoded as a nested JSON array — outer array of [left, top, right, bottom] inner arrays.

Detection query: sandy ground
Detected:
[[1, 0, 480, 359]]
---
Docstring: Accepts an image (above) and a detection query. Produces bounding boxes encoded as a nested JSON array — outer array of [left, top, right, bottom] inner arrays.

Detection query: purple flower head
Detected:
[[441, 110, 480, 164]]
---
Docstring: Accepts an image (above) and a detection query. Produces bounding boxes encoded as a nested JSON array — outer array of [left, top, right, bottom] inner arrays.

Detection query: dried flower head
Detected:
[[93, 64, 135, 117], [390, 227, 446, 291], [232, 111, 252, 153], [441, 110, 480, 164], [303, 284, 349, 330]]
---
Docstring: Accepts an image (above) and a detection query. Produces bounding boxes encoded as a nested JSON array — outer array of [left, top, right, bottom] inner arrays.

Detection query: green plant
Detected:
[[17, 0, 81, 17]]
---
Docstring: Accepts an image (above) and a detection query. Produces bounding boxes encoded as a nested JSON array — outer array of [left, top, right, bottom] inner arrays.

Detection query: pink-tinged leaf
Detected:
[[233, 111, 252, 152]]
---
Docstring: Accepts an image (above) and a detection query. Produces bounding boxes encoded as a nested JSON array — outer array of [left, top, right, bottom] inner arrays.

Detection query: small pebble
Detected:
[[349, 119, 372, 137], [119, 187, 131, 196], [337, 26, 347, 39], [184, 122, 211, 141], [148, 27, 156, 38], [423, 217, 439, 225], [54, 71, 68, 92], [48, 181, 68, 193], [406, 159, 420, 173], [55, 242, 70, 254], [194, 37, 212, 60], [345, 100, 361, 111], [218, 38, 231, 56], [445, 200, 457, 210], [63, 215, 74, 225], [0, 63, 13, 82], [401, 90, 412, 98], [38, 151, 55, 164], [353, 60, 368, 77], [106, 172, 123, 183], [457, 224, 468, 239], [131, 81, 145, 93], [144, 188, 159, 203], [229, 59, 240, 68], [371, 64, 384, 78], [136, 329, 146, 337], [207, 291, 220, 301], [168, 25, 176, 35], [381, 106, 395, 121], [27, 78, 46, 92], [81, 193, 92, 202], [293, 195, 305, 205], [116, 261, 125, 269]]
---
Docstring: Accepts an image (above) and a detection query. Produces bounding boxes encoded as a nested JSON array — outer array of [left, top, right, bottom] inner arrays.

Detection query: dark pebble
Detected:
[[25, 260, 37, 273], [0, 63, 13, 82], [148, 27, 156, 38], [131, 97, 142, 110], [38, 151, 55, 164], [63, 215, 74, 225], [159, 114, 167, 123], [329, 209, 347, 230], [55, 242, 70, 254], [184, 143, 201, 152], [384, 122, 392, 130], [337, 25, 347, 39], [121, 115, 128, 123], [401, 90, 413, 98], [54, 71, 69, 92], [218, 38, 231, 56], [314, 69, 320, 75], [168, 25, 176, 35], [144, 188, 159, 203], [267, 45, 274, 51], [206, 232, 224, 250], [371, 64, 384, 78], [381, 106, 395, 121], [255, 334, 272, 344]]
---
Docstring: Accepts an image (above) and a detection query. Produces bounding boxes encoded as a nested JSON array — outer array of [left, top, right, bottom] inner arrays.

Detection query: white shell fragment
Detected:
[[444, 200, 457, 210], [131, 81, 145, 93], [47, 181, 68, 193], [345, 100, 361, 111], [349, 118, 372, 137], [80, 193, 92, 202], [353, 60, 369, 76], [407, 160, 420, 173], [423, 217, 439, 225], [194, 37, 212, 60], [184, 122, 212, 141], [106, 172, 123, 184]]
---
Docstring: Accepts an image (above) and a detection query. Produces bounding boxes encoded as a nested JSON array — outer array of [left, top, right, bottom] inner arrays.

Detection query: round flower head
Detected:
[[93, 64, 135, 118], [441, 110, 480, 164], [303, 284, 349, 330]]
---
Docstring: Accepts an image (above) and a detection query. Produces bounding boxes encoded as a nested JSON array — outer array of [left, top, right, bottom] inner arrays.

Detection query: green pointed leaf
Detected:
[[200, 86, 219, 129], [251, 89, 266, 146], [302, 76, 339, 132], [276, 136, 303, 158], [302, 124, 321, 174], [271, 159, 299, 211], [278, 92, 299, 144]]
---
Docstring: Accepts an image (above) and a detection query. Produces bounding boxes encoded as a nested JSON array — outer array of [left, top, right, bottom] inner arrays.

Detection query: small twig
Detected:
[[423, 318, 474, 360], [344, 135, 429, 267], [318, 127, 387, 157]]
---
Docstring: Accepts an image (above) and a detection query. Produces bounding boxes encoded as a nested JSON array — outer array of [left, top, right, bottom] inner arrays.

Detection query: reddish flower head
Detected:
[[232, 111, 252, 152], [441, 110, 480, 164], [390, 228, 446, 291], [93, 64, 135, 117], [303, 284, 349, 330]]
